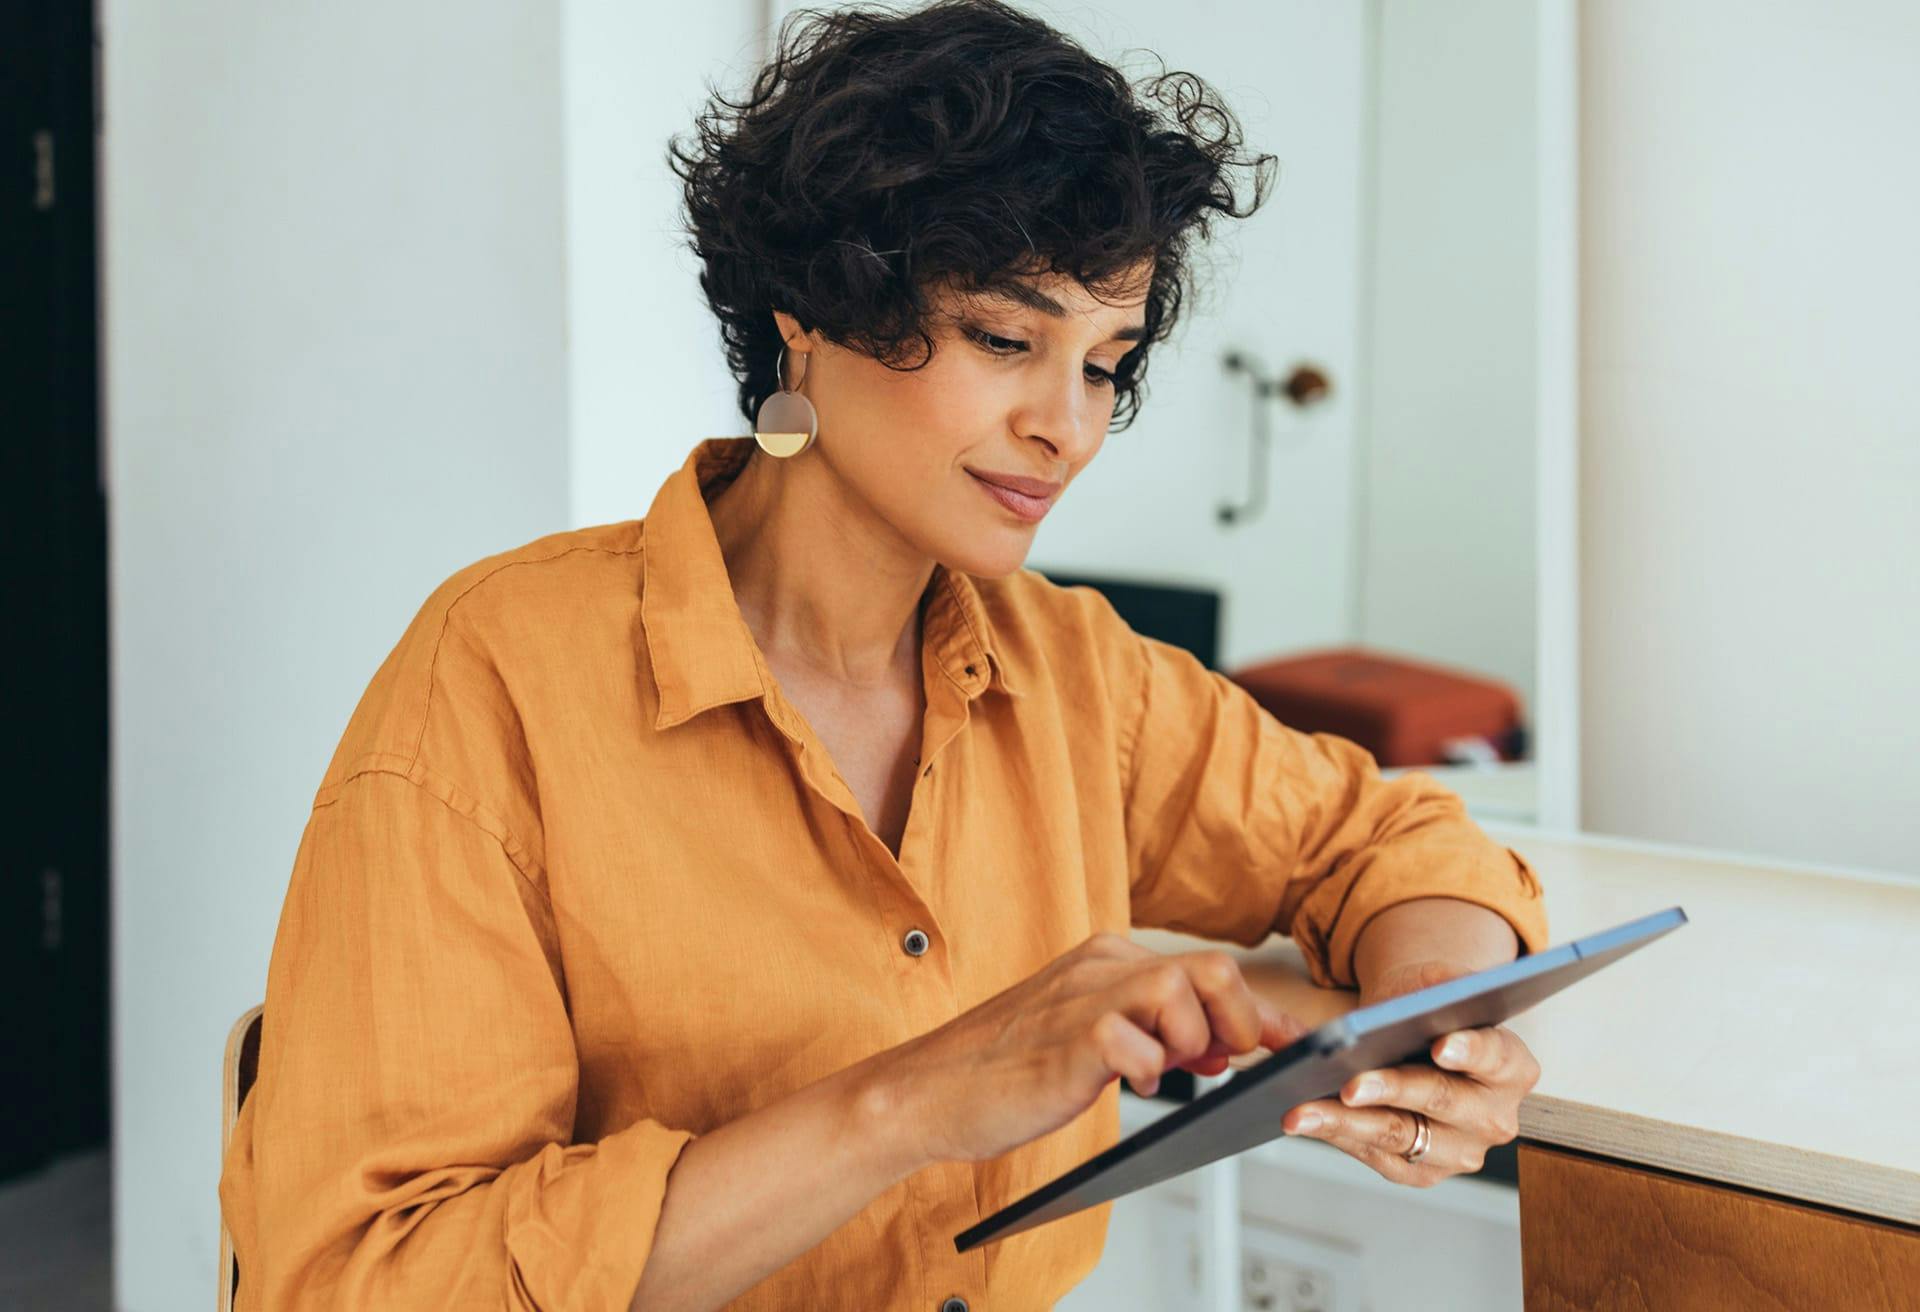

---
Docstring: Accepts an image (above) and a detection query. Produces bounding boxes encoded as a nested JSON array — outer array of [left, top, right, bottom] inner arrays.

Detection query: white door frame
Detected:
[[1534, 0, 1582, 832]]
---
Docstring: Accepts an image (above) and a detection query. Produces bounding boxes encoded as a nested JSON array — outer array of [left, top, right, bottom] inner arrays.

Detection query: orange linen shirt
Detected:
[[219, 435, 1548, 1311]]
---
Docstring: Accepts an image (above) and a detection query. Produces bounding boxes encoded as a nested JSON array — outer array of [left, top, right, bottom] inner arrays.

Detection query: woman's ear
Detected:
[[770, 310, 815, 355]]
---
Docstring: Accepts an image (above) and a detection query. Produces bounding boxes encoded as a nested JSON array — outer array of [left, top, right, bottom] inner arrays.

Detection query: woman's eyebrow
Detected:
[[981, 282, 1148, 342]]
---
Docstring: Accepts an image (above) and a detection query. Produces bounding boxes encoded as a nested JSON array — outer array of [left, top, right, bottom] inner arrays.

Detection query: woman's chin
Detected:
[[941, 533, 1036, 580]]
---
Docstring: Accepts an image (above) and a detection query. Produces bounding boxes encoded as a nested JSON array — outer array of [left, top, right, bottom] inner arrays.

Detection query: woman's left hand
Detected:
[[1278, 959, 1541, 1186]]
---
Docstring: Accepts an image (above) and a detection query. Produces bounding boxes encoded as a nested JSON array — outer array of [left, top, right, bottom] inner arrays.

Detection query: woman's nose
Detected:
[[1016, 375, 1104, 465]]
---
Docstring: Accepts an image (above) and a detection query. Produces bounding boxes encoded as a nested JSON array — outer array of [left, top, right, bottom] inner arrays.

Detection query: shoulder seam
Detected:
[[314, 754, 550, 898], [404, 540, 644, 774]]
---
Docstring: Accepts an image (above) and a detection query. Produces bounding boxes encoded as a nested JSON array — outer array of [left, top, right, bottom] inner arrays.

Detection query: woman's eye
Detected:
[[966, 327, 1026, 354], [965, 326, 1118, 387]]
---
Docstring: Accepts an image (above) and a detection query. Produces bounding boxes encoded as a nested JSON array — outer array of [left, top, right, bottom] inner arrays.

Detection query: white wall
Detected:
[[564, 0, 765, 526], [1358, 0, 1539, 718], [102, 4, 571, 1306], [1578, 0, 1920, 875]]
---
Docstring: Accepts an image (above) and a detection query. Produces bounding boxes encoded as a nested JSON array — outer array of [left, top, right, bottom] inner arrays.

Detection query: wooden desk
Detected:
[[1133, 826, 1920, 1310]]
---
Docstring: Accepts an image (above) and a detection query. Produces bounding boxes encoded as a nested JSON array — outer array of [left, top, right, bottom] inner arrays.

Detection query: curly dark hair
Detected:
[[666, 0, 1277, 433]]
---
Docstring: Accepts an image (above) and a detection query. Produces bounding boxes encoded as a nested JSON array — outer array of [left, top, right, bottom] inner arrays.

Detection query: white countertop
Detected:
[[1132, 826, 1920, 1227]]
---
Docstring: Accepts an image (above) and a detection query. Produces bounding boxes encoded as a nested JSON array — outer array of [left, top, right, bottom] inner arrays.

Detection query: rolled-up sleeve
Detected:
[[218, 765, 695, 1310], [1112, 627, 1548, 989]]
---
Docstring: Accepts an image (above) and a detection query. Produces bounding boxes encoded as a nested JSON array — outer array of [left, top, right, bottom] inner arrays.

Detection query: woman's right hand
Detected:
[[877, 931, 1312, 1168]]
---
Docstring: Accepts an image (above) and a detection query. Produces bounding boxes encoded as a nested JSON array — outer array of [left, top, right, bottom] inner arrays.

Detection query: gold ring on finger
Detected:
[[1401, 1110, 1432, 1164]]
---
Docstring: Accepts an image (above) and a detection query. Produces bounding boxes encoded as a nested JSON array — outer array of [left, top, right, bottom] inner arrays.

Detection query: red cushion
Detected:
[[1228, 645, 1522, 767]]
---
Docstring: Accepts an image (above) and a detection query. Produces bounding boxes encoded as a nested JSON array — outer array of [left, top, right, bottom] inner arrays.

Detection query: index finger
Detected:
[[1170, 950, 1310, 1056], [1182, 948, 1305, 1052]]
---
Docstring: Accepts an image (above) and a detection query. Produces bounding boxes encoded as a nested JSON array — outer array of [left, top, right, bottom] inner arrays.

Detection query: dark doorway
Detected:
[[2, 0, 111, 1182]]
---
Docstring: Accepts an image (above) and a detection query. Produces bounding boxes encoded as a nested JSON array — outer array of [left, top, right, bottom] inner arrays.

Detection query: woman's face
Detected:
[[773, 264, 1151, 579]]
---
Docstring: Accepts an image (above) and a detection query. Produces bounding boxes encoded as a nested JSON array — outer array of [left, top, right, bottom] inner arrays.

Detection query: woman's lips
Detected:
[[966, 469, 1060, 522]]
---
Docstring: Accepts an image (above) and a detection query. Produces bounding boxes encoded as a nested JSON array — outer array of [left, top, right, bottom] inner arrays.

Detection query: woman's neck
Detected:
[[706, 448, 935, 689]]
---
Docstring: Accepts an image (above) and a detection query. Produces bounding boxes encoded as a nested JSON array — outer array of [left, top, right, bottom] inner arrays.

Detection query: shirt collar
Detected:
[[639, 436, 1018, 731]]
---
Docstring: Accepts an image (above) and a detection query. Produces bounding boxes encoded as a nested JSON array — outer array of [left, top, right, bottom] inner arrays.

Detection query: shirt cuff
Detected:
[[505, 1118, 698, 1309], [1295, 843, 1550, 991]]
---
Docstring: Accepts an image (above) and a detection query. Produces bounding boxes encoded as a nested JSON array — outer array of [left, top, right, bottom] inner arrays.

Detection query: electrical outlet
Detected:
[[1145, 1194, 1368, 1312], [1243, 1247, 1331, 1311], [1239, 1218, 1365, 1312]]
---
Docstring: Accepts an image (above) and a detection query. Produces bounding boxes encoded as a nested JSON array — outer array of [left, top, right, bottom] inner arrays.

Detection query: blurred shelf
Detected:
[[1381, 759, 1536, 823]]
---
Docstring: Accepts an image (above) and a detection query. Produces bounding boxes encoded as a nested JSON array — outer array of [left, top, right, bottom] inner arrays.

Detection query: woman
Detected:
[[219, 2, 1548, 1308]]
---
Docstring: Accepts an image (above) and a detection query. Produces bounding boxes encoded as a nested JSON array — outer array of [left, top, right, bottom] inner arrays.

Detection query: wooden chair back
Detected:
[[218, 1004, 264, 1312]]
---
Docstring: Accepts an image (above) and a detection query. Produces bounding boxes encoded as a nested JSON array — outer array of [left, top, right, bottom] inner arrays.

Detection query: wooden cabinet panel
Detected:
[[1518, 1143, 1920, 1310]]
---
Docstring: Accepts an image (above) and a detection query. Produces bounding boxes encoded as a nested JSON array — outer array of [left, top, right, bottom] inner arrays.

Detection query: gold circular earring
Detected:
[[754, 343, 818, 458]]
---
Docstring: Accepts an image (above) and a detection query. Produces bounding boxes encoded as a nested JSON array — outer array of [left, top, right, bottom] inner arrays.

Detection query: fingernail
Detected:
[[1439, 1036, 1468, 1064], [1350, 1076, 1382, 1104], [1292, 1112, 1323, 1134]]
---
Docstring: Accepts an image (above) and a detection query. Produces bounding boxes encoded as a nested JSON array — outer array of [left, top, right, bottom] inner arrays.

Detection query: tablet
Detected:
[[953, 905, 1688, 1252]]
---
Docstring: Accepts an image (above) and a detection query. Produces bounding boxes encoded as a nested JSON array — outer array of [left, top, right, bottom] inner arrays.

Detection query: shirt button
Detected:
[[902, 928, 930, 957], [940, 1299, 969, 1312]]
